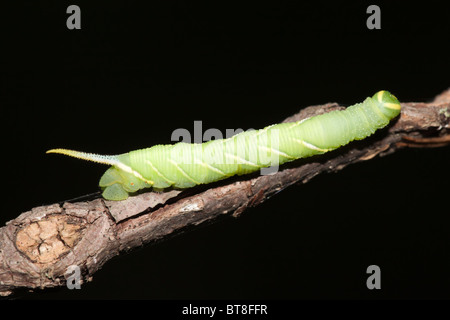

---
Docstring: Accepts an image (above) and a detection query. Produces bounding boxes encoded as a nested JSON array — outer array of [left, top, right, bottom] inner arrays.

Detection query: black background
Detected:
[[2, 1, 450, 300]]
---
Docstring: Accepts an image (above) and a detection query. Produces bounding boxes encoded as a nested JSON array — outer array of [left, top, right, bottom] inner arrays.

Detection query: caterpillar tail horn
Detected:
[[47, 148, 140, 201], [46, 148, 119, 166]]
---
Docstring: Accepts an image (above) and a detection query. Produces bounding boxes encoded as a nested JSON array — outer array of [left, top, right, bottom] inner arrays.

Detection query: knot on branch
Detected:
[[15, 215, 86, 265]]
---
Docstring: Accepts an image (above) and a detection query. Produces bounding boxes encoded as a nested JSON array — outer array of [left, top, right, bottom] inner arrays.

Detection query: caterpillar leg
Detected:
[[102, 184, 129, 201], [99, 166, 149, 200]]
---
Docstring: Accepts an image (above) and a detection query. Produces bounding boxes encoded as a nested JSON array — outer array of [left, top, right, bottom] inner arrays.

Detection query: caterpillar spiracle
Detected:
[[47, 90, 401, 201]]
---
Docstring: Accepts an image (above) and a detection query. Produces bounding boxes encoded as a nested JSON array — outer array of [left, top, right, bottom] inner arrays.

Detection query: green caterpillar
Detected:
[[47, 90, 401, 201]]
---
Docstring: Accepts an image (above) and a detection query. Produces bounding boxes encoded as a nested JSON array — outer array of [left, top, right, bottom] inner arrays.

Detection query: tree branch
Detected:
[[1, 90, 449, 296]]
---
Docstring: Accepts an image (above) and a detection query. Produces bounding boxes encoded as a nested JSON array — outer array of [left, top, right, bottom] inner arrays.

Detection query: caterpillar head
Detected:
[[373, 90, 401, 120]]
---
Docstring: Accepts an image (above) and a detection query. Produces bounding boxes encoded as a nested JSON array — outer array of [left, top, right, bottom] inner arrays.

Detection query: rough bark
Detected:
[[1, 90, 449, 296]]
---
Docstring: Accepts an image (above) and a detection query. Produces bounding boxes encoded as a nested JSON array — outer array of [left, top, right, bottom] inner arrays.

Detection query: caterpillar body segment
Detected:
[[47, 90, 401, 200]]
